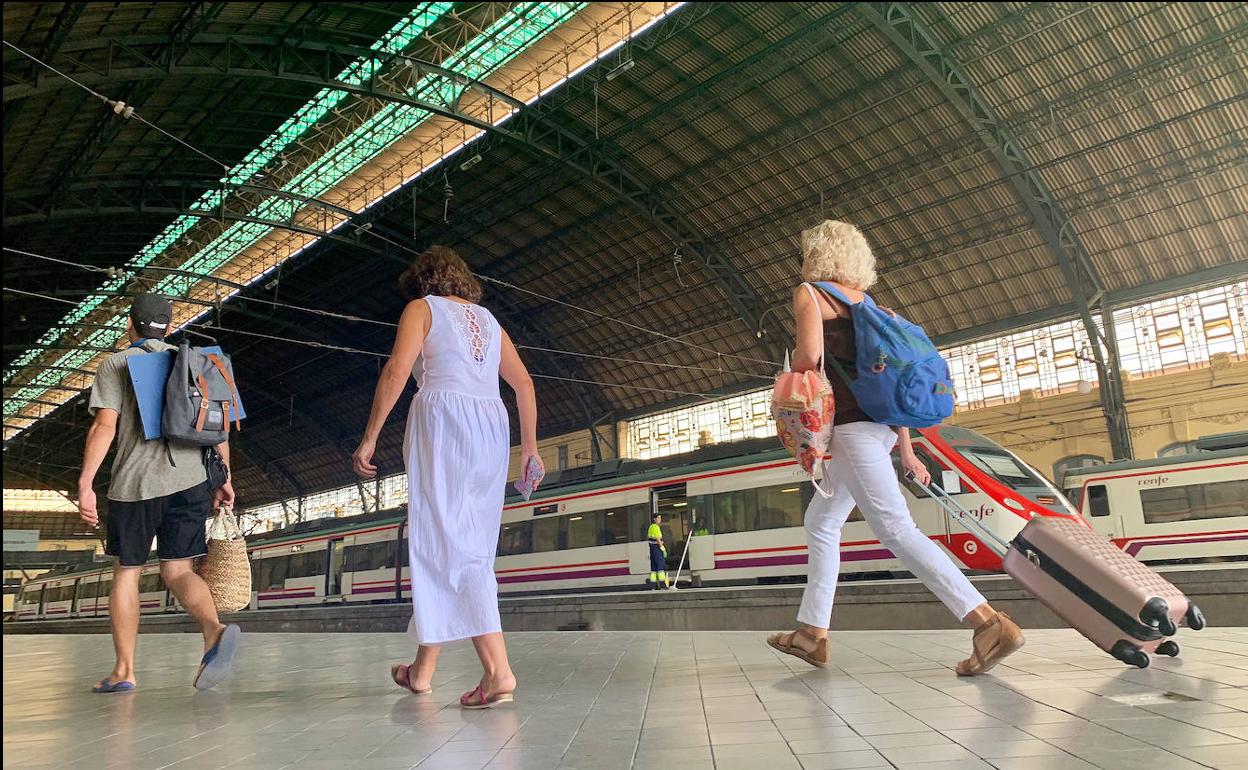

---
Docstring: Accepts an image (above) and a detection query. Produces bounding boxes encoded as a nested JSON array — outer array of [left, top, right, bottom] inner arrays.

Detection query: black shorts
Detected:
[[105, 482, 212, 567]]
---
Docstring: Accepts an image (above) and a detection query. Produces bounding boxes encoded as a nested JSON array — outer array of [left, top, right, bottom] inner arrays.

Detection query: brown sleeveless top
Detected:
[[824, 315, 869, 425]]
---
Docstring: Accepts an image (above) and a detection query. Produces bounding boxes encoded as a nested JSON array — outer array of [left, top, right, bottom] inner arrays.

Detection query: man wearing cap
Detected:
[[77, 293, 242, 693]]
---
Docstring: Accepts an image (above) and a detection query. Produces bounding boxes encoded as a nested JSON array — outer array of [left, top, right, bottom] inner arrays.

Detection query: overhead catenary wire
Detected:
[[6, 249, 775, 382], [3, 287, 729, 402], [3, 40, 230, 174], [2, 40, 783, 379]]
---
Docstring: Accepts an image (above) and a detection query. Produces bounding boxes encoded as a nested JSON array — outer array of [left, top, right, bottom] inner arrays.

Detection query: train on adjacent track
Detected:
[[13, 426, 1246, 620]]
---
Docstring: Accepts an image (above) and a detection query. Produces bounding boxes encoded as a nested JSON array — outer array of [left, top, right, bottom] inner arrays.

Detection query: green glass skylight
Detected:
[[5, 2, 585, 422], [4, 4, 452, 383]]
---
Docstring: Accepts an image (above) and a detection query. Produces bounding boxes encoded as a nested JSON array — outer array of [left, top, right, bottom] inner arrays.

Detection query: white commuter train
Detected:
[[1061, 433, 1248, 564], [18, 426, 1241, 623], [15, 425, 1084, 618]]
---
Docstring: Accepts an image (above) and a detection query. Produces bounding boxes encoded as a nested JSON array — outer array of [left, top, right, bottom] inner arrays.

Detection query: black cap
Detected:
[[130, 293, 173, 339]]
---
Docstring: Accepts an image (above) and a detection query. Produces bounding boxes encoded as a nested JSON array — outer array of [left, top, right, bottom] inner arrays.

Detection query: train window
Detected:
[[628, 504, 651, 542], [531, 516, 563, 554], [139, 574, 161, 594], [257, 556, 289, 590], [600, 510, 630, 545], [346, 541, 393, 572], [962, 448, 1042, 489], [566, 512, 601, 550], [398, 538, 409, 567], [1087, 485, 1110, 517], [46, 584, 73, 603], [757, 485, 805, 530], [289, 551, 326, 579], [1141, 479, 1248, 524], [714, 488, 757, 534], [497, 522, 532, 557], [893, 447, 959, 497]]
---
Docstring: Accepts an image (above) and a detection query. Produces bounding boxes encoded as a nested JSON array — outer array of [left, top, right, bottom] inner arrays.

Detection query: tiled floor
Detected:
[[3, 629, 1247, 770]]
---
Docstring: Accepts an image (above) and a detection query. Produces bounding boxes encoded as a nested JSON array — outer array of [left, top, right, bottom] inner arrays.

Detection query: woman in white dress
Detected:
[[353, 245, 541, 709]]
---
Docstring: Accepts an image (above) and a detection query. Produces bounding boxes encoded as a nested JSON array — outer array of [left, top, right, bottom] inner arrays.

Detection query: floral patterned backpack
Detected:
[[771, 283, 836, 497]]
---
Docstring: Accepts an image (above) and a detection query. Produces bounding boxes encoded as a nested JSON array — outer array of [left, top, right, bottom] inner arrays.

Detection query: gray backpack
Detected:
[[162, 340, 241, 447]]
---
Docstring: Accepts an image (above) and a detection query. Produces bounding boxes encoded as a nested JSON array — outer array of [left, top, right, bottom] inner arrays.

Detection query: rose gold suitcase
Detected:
[[915, 479, 1206, 668]]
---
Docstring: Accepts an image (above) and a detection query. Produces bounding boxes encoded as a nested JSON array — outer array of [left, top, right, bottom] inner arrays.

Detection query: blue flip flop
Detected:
[[93, 679, 136, 693], [193, 624, 242, 691]]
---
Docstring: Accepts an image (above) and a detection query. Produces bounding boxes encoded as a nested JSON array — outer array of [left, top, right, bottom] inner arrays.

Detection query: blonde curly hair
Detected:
[[799, 220, 877, 290]]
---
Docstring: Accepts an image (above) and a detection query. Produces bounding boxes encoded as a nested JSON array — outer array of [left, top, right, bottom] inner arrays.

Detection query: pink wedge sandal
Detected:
[[459, 684, 514, 709], [390, 663, 432, 695]]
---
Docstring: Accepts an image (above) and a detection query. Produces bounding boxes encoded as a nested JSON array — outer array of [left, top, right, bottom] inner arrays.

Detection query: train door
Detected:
[[1081, 483, 1120, 539], [396, 521, 409, 602], [325, 537, 345, 601], [651, 484, 689, 576]]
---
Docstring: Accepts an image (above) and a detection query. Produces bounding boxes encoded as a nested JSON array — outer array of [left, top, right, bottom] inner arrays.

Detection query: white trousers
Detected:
[[796, 421, 986, 628]]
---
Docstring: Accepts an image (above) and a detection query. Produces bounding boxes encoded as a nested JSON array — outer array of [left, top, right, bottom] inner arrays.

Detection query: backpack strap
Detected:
[[800, 283, 828, 377], [205, 354, 241, 431], [813, 281, 858, 307], [809, 283, 856, 387]]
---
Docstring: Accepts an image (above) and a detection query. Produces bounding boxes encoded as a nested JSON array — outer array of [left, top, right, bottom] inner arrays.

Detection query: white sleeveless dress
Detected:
[[404, 295, 509, 644]]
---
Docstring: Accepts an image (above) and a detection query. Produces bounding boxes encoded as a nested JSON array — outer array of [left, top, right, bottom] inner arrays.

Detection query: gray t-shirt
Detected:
[[88, 339, 208, 502]]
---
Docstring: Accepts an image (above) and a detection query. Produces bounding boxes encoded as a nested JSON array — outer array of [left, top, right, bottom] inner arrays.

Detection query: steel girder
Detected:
[[30, 3, 229, 214], [861, 2, 1134, 459], [5, 27, 787, 358], [4, 178, 385, 255]]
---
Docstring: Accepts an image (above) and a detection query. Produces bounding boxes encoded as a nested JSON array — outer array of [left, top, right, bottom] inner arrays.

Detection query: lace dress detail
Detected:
[[453, 303, 490, 366]]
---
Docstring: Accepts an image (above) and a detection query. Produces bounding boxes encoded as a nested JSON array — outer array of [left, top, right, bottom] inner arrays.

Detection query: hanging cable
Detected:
[[4, 288, 725, 401], [7, 251, 775, 381], [2, 40, 230, 173], [3, 40, 783, 406]]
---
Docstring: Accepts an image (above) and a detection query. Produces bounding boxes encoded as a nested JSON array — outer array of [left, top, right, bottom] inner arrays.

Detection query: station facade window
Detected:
[[1157, 441, 1199, 458], [1052, 454, 1106, 487], [622, 281, 1246, 462]]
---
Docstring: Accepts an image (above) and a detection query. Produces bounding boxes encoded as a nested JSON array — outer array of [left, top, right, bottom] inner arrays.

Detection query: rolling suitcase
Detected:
[[914, 477, 1206, 668]]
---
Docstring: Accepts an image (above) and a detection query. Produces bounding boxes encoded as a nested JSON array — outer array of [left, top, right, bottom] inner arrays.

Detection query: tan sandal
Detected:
[[767, 630, 830, 668], [956, 612, 1025, 676]]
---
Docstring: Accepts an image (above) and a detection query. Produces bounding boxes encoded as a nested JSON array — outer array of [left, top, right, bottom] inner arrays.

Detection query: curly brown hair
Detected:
[[398, 245, 483, 302]]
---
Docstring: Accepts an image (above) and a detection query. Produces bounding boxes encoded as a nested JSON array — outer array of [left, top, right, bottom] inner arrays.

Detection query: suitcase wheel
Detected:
[[1111, 640, 1151, 669], [1139, 597, 1173, 634], [1156, 641, 1180, 657], [1186, 604, 1206, 631]]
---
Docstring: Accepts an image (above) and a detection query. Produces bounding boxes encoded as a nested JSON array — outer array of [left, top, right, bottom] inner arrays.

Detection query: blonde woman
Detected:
[[767, 220, 1024, 676]]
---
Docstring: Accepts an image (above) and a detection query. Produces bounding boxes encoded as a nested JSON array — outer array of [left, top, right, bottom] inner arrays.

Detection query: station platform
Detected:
[[4, 629, 1247, 770], [7, 566, 1246, 636]]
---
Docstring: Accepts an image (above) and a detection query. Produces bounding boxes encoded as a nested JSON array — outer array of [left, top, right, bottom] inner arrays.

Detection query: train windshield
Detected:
[[937, 426, 1078, 515]]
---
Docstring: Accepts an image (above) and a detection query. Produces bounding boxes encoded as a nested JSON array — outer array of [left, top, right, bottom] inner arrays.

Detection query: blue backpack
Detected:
[[814, 282, 955, 428]]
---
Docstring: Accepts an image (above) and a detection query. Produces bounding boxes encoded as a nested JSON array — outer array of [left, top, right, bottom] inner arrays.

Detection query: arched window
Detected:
[[1158, 441, 1199, 458], [1052, 454, 1106, 487]]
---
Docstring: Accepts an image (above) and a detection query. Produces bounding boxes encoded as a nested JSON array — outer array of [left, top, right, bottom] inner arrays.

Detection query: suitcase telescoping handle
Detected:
[[907, 471, 1011, 558]]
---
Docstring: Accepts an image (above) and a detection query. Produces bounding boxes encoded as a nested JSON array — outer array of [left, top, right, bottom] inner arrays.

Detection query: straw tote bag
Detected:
[[198, 507, 252, 613], [771, 283, 836, 497]]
